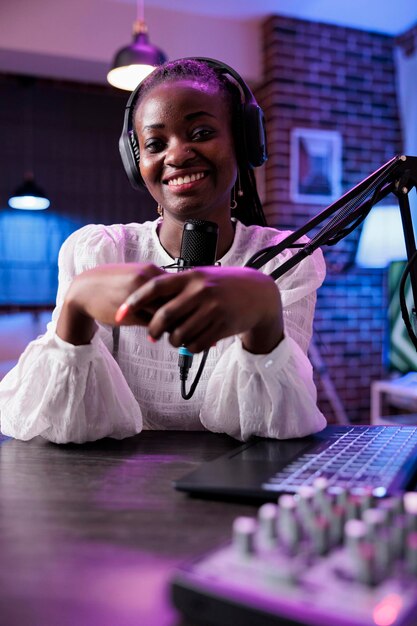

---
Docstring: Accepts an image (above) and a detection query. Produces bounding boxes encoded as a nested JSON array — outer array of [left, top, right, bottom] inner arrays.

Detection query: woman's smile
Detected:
[[164, 170, 208, 192]]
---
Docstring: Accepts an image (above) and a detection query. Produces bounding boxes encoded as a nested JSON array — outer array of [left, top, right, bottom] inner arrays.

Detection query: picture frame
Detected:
[[290, 128, 342, 204]]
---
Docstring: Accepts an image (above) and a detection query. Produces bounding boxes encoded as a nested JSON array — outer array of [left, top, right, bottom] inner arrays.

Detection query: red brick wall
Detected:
[[256, 16, 405, 423], [395, 23, 417, 55]]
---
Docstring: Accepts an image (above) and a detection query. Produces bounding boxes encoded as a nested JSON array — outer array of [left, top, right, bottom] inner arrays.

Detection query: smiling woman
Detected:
[[135, 79, 238, 257], [0, 58, 327, 444]]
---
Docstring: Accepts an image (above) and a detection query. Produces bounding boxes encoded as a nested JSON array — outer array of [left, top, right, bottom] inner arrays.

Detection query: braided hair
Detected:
[[134, 59, 267, 227]]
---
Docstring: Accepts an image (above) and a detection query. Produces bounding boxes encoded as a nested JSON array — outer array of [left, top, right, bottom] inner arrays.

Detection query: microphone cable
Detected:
[[173, 220, 219, 400], [179, 346, 209, 400]]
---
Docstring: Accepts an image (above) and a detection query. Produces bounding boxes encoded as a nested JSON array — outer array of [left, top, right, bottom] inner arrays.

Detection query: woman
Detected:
[[0, 58, 326, 443]]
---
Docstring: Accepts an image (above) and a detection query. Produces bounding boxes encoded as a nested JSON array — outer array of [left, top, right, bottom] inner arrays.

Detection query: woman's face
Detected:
[[134, 79, 238, 223]]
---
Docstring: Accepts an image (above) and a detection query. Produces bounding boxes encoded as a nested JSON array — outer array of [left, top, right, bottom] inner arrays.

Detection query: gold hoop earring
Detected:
[[157, 204, 163, 217]]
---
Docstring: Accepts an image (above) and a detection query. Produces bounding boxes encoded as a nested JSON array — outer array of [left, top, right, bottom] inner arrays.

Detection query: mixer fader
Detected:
[[171, 479, 417, 626]]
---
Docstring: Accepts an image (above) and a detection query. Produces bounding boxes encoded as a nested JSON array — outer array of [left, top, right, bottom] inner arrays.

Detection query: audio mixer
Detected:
[[171, 480, 417, 626]]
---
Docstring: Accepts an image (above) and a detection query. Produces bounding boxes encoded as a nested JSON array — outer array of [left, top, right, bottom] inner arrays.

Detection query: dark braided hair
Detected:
[[134, 59, 267, 227]]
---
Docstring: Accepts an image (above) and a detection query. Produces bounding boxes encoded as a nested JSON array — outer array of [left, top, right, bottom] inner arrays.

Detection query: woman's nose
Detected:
[[165, 140, 195, 166]]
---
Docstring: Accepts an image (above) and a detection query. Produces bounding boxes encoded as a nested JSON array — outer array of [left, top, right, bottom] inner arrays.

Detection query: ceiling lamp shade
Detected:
[[8, 173, 50, 211], [107, 20, 167, 91]]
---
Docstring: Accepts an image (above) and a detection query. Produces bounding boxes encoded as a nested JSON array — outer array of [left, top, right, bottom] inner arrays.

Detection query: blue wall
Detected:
[[0, 209, 80, 304]]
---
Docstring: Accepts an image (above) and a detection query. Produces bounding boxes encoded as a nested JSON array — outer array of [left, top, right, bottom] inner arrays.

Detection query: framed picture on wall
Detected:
[[290, 128, 342, 204]]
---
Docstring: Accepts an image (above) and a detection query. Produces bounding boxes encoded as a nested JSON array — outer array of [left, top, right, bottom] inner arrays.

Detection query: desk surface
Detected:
[[0, 431, 257, 626]]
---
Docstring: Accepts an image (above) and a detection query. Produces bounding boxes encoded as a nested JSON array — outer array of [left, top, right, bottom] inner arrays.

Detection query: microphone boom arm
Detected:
[[247, 155, 417, 276], [245, 154, 417, 347]]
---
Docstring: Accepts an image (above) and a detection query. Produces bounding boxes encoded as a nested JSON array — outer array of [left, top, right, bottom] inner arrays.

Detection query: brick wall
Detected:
[[395, 23, 417, 55], [256, 16, 405, 423]]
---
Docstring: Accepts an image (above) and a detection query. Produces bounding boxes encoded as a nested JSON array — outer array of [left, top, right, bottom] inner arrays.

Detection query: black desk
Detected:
[[0, 431, 257, 626]]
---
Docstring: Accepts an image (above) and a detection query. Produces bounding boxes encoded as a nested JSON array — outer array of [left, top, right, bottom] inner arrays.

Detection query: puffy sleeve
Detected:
[[200, 246, 327, 441], [0, 225, 143, 444]]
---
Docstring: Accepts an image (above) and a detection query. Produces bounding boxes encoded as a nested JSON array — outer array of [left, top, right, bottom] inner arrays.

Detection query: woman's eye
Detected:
[[191, 128, 214, 141], [144, 139, 165, 153]]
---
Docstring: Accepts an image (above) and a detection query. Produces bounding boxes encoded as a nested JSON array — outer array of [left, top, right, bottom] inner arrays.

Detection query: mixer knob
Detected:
[[362, 508, 390, 574], [406, 531, 417, 576], [345, 518, 376, 585], [232, 516, 257, 557], [257, 503, 278, 545], [278, 494, 301, 553], [403, 492, 417, 532]]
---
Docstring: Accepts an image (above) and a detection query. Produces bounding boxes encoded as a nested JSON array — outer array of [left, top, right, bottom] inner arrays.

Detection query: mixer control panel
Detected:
[[171, 480, 417, 626]]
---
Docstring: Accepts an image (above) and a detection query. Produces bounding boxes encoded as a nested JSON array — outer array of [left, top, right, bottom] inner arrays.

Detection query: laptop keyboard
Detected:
[[263, 425, 417, 495]]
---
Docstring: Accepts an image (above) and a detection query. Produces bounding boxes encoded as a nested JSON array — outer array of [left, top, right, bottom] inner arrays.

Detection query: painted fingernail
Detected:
[[115, 302, 130, 323], [147, 335, 157, 343]]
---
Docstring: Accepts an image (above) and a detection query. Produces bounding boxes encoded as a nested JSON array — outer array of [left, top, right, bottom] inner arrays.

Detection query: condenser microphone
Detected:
[[178, 219, 219, 269], [177, 219, 219, 399]]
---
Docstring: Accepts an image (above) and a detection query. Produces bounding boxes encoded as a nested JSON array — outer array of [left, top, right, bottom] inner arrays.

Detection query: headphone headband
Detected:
[[119, 57, 268, 191]]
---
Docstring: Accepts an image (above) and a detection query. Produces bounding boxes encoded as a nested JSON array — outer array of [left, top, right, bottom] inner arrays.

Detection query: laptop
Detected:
[[174, 424, 417, 501]]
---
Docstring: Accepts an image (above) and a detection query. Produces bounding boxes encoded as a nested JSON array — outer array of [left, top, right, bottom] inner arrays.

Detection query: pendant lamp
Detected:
[[107, 0, 167, 91], [8, 172, 50, 211], [8, 79, 50, 211]]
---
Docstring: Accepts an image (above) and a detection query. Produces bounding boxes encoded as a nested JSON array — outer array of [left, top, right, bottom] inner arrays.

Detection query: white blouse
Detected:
[[0, 218, 327, 444]]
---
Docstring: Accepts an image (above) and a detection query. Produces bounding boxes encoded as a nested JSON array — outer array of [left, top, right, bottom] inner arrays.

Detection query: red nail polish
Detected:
[[115, 303, 129, 323], [147, 335, 157, 343]]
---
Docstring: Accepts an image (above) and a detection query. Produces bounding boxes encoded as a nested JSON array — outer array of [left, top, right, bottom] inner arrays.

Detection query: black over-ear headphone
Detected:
[[119, 57, 268, 191]]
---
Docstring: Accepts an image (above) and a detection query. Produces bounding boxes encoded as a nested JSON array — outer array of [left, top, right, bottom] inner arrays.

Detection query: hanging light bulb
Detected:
[[107, 0, 167, 91], [8, 172, 50, 211], [8, 78, 50, 211]]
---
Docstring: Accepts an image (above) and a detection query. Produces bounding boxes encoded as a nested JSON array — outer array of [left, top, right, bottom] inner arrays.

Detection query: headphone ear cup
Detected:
[[242, 103, 268, 168], [119, 128, 146, 190]]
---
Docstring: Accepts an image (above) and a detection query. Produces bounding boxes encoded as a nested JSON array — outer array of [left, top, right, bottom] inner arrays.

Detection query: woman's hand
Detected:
[[119, 267, 284, 354], [56, 263, 165, 345]]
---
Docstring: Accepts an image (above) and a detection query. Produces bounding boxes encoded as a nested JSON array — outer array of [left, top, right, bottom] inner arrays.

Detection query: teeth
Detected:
[[168, 172, 205, 186]]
